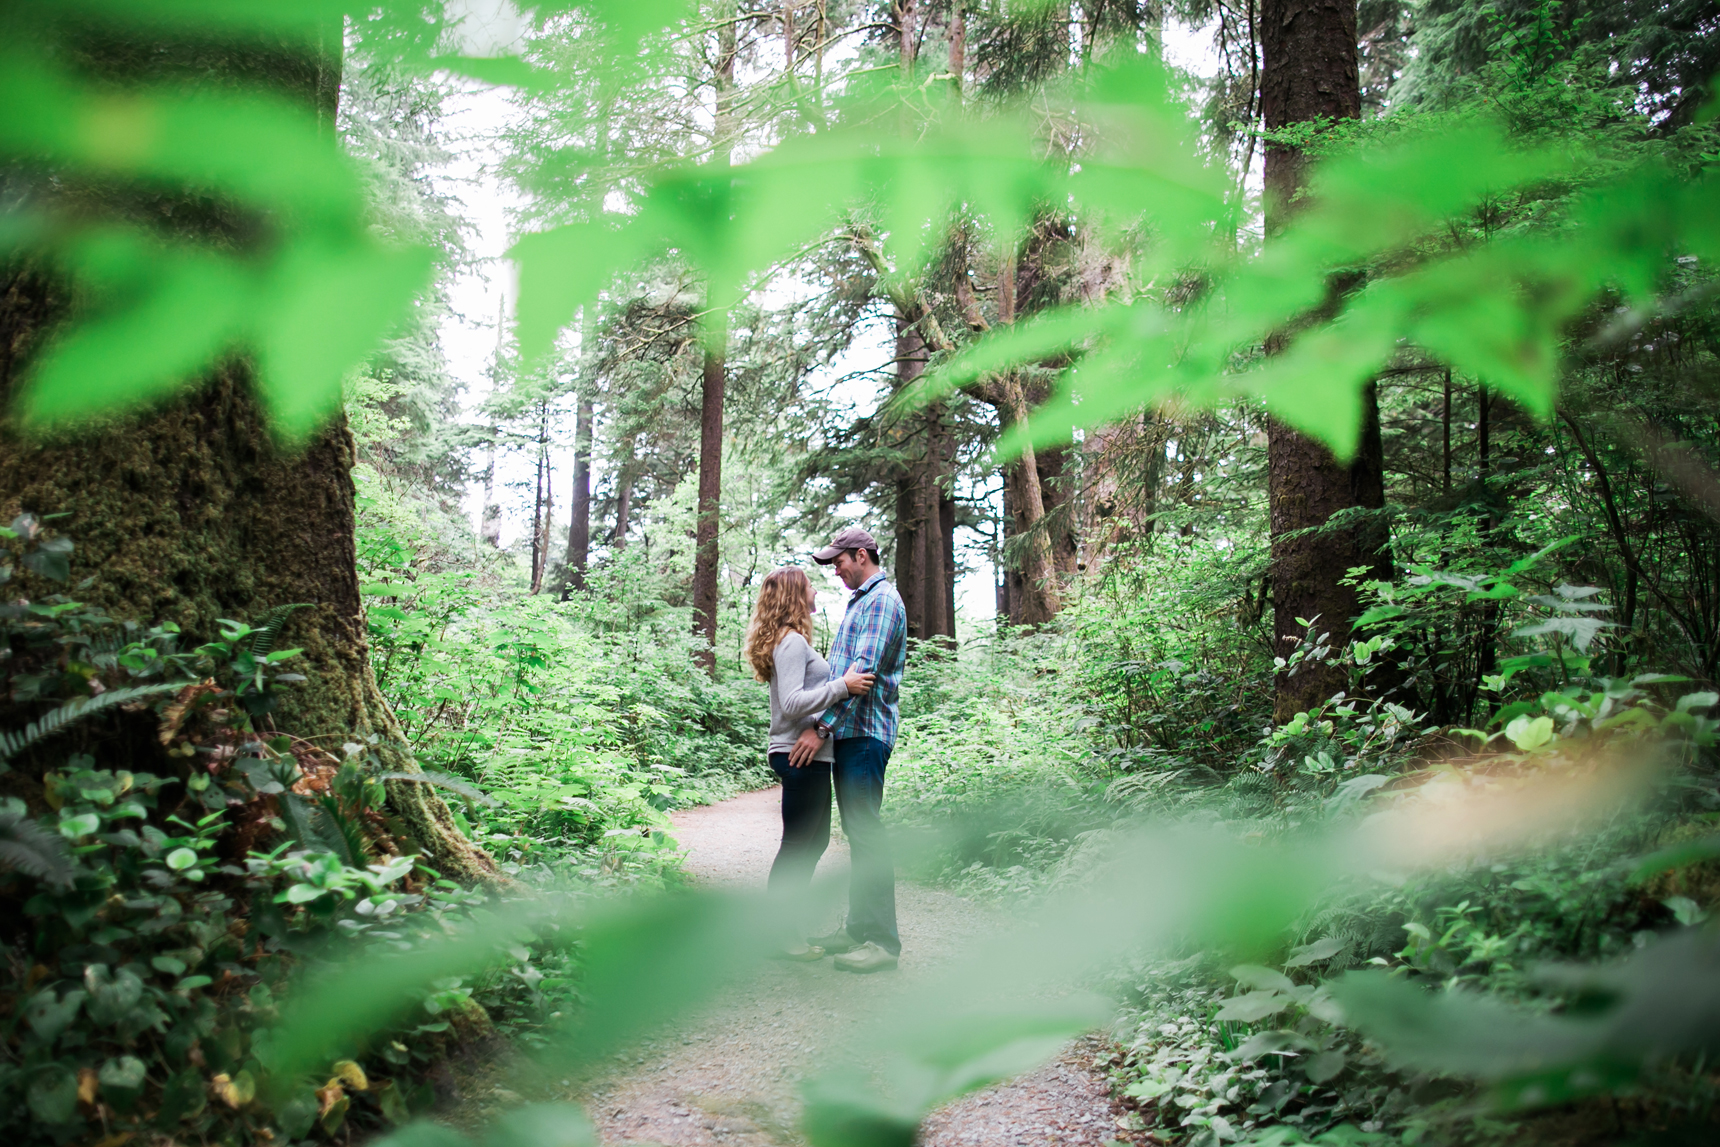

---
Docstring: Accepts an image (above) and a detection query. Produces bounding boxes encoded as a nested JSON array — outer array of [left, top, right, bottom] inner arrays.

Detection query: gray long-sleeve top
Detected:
[[768, 631, 849, 762]]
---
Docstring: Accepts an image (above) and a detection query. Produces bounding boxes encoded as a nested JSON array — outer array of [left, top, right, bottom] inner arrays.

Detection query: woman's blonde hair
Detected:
[[745, 567, 814, 682]]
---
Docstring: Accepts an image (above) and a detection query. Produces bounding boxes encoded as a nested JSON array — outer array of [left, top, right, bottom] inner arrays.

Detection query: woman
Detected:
[[745, 566, 873, 960]]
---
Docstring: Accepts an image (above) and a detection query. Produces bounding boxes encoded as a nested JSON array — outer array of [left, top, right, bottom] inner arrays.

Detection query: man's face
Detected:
[[831, 549, 865, 590]]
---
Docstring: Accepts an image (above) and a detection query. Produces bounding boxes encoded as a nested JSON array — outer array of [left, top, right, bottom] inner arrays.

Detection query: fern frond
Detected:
[[0, 683, 184, 764], [248, 604, 313, 660], [314, 794, 370, 866], [0, 809, 75, 887], [377, 770, 499, 807]]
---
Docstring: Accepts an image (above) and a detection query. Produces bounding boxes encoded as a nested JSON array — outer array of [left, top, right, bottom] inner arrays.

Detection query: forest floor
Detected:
[[568, 786, 1139, 1147]]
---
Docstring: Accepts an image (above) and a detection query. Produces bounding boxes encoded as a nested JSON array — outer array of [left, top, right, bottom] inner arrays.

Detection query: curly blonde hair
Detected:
[[745, 567, 814, 682]]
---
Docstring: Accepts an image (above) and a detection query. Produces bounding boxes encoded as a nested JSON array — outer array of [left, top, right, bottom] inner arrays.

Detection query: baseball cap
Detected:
[[812, 525, 879, 564]]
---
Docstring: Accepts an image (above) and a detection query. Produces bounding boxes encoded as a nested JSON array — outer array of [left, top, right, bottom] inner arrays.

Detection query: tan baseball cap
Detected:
[[812, 525, 879, 564]]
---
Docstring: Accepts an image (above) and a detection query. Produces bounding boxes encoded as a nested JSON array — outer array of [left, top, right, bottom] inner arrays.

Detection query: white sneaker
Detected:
[[832, 941, 898, 973]]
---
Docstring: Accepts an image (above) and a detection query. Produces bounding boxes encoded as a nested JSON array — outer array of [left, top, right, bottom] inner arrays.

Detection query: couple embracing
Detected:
[[742, 527, 906, 975]]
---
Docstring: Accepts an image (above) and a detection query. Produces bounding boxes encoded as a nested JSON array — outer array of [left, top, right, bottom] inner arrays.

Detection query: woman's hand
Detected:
[[842, 662, 875, 696]]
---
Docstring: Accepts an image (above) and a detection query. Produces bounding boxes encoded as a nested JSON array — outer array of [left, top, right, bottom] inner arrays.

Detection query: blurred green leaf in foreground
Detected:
[[264, 725, 1720, 1147]]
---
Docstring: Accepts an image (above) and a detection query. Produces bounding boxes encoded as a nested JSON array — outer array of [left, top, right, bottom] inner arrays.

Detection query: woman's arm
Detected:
[[775, 634, 850, 722]]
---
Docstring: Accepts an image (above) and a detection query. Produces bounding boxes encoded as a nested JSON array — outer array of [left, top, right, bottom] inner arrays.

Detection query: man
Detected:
[[788, 525, 907, 973]]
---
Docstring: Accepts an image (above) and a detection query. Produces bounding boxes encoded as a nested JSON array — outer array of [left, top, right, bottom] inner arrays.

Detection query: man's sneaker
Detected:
[[832, 941, 898, 974], [808, 928, 859, 955]]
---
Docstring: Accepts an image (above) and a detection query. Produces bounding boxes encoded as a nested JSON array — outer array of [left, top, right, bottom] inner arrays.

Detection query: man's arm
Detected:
[[817, 596, 890, 730]]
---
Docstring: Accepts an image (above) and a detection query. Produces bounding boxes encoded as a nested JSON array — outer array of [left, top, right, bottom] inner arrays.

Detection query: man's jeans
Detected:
[[833, 736, 900, 956]]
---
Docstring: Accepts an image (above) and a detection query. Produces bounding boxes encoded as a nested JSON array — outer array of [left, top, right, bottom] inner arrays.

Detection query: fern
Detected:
[[277, 792, 362, 866], [0, 808, 74, 888], [0, 683, 184, 765], [315, 793, 372, 866], [248, 603, 312, 659], [377, 770, 499, 807]]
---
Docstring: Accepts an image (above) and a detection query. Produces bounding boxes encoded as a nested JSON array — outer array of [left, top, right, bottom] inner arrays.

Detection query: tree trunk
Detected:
[[612, 437, 636, 550], [891, 319, 956, 645], [1441, 368, 1453, 497], [993, 260, 1060, 623], [948, 0, 966, 99], [894, 0, 919, 77], [561, 390, 594, 598], [692, 333, 725, 674], [690, 10, 738, 676], [529, 401, 552, 594], [1261, 0, 1390, 721], [478, 432, 502, 548], [0, 21, 498, 883]]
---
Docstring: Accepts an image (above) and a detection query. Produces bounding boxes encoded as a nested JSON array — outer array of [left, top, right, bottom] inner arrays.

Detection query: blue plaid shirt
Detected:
[[817, 572, 907, 747]]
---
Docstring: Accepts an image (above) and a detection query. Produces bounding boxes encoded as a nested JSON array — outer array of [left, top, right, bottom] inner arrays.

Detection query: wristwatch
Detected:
[[815, 724, 831, 740]]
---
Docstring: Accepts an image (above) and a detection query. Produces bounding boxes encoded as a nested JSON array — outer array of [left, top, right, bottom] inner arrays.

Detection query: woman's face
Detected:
[[804, 580, 817, 616]]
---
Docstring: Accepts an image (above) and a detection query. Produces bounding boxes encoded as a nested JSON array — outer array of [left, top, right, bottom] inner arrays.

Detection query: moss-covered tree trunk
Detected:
[[0, 22, 497, 884], [1261, 0, 1392, 722]]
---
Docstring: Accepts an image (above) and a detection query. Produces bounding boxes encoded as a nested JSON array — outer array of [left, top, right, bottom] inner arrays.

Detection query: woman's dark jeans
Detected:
[[767, 753, 831, 899], [768, 743, 900, 957]]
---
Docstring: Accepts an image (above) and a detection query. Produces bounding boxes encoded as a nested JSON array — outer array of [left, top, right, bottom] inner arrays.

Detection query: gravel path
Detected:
[[578, 786, 1136, 1147]]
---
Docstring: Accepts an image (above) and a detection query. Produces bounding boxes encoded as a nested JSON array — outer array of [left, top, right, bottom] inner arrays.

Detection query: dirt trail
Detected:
[[579, 786, 1132, 1147]]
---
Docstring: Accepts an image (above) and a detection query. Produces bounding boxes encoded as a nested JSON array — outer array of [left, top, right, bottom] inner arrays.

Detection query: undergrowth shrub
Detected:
[[0, 518, 675, 1147], [356, 520, 772, 880]]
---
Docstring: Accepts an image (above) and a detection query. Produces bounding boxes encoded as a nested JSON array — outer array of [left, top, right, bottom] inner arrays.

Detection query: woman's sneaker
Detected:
[[773, 942, 825, 962], [833, 941, 898, 974], [808, 927, 859, 955]]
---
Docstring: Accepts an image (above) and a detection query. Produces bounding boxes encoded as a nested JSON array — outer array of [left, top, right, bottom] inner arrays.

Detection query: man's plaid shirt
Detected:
[[817, 572, 907, 747]]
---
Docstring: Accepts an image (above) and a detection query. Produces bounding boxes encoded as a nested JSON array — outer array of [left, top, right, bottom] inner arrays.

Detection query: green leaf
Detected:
[[24, 989, 85, 1042], [1304, 1048, 1347, 1084], [99, 1055, 147, 1091], [482, 1103, 597, 1147], [1214, 989, 1292, 1023], [18, 241, 251, 428], [431, 55, 548, 91], [1504, 715, 1555, 752], [27, 1065, 79, 1124], [1629, 835, 1720, 883], [1285, 937, 1348, 968], [363, 1117, 475, 1147], [254, 239, 434, 440], [1231, 964, 1297, 994], [165, 846, 198, 870], [58, 812, 101, 838]]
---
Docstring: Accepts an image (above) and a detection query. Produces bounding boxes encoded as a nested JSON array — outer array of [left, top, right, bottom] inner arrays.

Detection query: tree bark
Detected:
[[529, 400, 552, 594], [612, 436, 636, 550], [0, 23, 497, 881], [690, 9, 738, 675], [1261, 0, 1390, 721], [890, 320, 955, 645], [562, 391, 594, 598], [894, 0, 919, 77], [948, 0, 966, 99], [692, 331, 725, 674]]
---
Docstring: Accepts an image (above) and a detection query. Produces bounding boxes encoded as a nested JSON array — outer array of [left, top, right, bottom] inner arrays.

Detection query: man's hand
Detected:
[[787, 726, 823, 767]]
